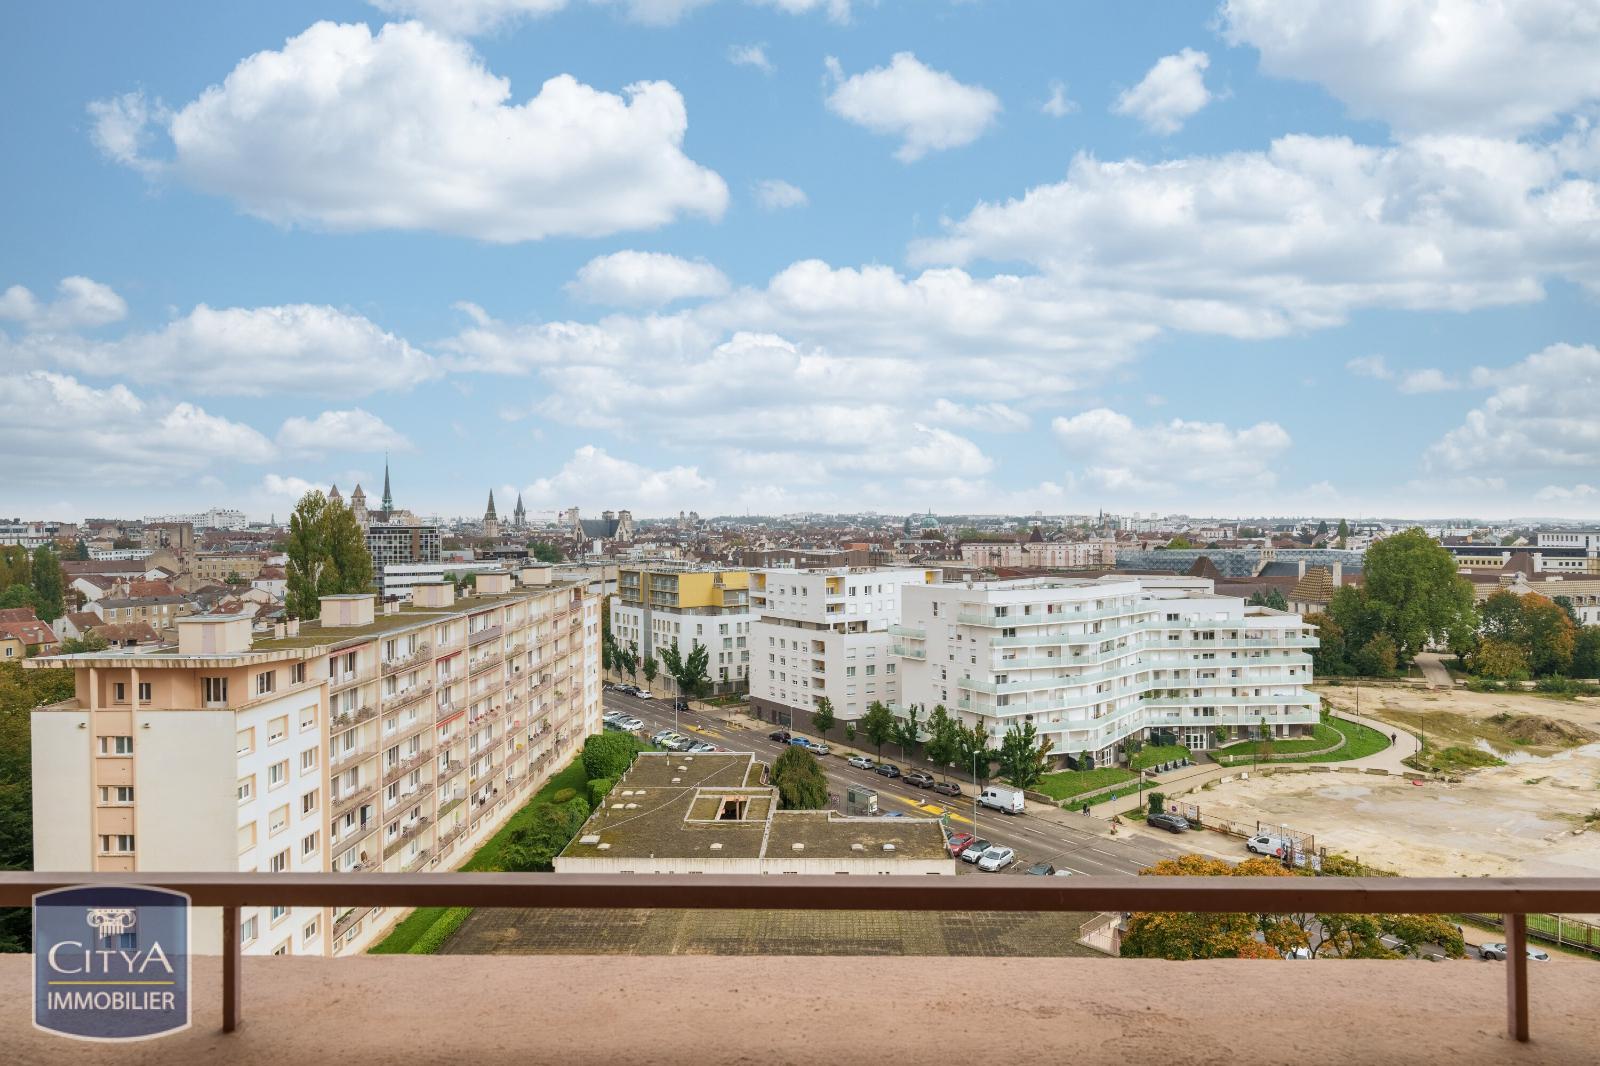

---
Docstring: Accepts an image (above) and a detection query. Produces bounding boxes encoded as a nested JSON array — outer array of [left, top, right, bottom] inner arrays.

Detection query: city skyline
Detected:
[[3, 2, 1598, 520]]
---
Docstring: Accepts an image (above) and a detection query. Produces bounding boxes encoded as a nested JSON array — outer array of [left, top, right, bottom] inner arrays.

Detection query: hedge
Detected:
[[551, 787, 578, 804]]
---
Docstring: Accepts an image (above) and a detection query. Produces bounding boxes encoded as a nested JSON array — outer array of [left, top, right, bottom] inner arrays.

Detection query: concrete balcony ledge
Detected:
[[4, 954, 1596, 1065]]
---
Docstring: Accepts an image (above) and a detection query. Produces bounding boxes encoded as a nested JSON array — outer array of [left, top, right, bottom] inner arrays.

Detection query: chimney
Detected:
[[1297, 559, 1306, 579], [286, 619, 300, 637], [1332, 562, 1343, 586]]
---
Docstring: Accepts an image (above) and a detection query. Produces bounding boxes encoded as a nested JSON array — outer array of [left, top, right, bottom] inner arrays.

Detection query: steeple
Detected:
[[513, 493, 526, 528], [485, 489, 497, 520], [381, 455, 393, 512], [483, 489, 500, 540]]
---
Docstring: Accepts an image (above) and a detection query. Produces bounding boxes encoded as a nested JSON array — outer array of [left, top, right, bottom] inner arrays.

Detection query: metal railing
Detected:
[[0, 872, 1591, 1041]]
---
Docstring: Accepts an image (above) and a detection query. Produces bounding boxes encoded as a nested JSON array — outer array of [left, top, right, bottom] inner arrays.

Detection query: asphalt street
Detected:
[[603, 688, 1202, 878]]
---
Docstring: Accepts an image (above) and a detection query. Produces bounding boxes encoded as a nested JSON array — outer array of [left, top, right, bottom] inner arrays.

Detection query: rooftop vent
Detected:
[[626, 803, 639, 810], [851, 843, 865, 852], [710, 843, 723, 851], [579, 834, 600, 845], [882, 843, 896, 852], [671, 778, 681, 785], [791, 843, 805, 851], [596, 843, 611, 851]]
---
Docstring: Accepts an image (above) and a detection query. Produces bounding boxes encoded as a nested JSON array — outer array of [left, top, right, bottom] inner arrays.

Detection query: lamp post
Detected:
[[972, 750, 981, 840]]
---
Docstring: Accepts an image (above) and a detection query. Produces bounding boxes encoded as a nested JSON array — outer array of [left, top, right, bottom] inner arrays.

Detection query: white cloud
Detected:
[[520, 445, 711, 507], [1051, 408, 1291, 493], [1396, 368, 1461, 393], [0, 276, 127, 331], [10, 302, 439, 397], [1427, 343, 1600, 472], [91, 21, 727, 242], [824, 52, 1001, 162], [728, 43, 774, 74], [277, 409, 411, 454], [261, 473, 323, 500], [86, 92, 168, 173], [754, 179, 808, 210], [1534, 484, 1600, 503], [371, 0, 848, 32], [1222, 0, 1600, 135], [1346, 355, 1393, 380], [1112, 48, 1212, 134], [926, 398, 1031, 431], [912, 134, 1600, 334], [1042, 80, 1077, 118], [567, 250, 730, 307], [0, 372, 273, 486]]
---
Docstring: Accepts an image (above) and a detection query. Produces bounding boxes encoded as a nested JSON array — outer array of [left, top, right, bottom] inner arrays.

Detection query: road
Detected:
[[603, 689, 1202, 878]]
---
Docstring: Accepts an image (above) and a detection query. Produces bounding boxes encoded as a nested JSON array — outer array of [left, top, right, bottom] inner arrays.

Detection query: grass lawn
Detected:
[[1215, 718, 1389, 766], [1034, 766, 1136, 803], [1129, 744, 1190, 771], [1406, 744, 1504, 774], [1213, 721, 1341, 759]]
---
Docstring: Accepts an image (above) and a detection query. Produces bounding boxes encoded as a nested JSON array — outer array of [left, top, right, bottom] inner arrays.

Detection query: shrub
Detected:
[[1147, 791, 1166, 816], [587, 777, 615, 808], [408, 907, 472, 954], [582, 731, 639, 781], [499, 797, 591, 872], [550, 787, 578, 804]]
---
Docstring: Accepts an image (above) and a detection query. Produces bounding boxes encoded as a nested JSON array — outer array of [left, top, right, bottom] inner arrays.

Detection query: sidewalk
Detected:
[[1329, 707, 1421, 772], [1414, 652, 1455, 690]]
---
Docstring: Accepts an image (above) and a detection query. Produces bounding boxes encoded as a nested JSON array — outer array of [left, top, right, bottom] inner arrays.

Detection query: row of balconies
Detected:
[[380, 643, 430, 675], [468, 624, 503, 647], [329, 705, 377, 735], [330, 781, 378, 821], [382, 680, 433, 709]]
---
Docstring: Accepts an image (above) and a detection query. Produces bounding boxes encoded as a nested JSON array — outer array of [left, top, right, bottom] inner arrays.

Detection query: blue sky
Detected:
[[3, 0, 1598, 522]]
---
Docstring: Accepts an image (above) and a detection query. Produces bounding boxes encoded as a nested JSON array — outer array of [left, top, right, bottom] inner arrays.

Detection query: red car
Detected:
[[946, 832, 976, 857]]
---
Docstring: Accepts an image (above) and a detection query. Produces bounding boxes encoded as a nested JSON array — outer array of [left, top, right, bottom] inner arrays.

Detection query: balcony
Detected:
[[381, 679, 433, 708], [380, 643, 429, 675], [328, 705, 377, 734], [329, 668, 370, 693], [329, 782, 378, 821], [0, 872, 1594, 1058], [381, 753, 429, 787], [468, 624, 504, 647]]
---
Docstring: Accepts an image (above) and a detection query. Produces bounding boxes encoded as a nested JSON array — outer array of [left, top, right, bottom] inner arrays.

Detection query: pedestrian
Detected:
[[1390, 732, 1396, 744]]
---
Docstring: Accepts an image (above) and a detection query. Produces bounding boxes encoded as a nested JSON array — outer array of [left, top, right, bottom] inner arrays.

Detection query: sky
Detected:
[[2, 0, 1599, 523]]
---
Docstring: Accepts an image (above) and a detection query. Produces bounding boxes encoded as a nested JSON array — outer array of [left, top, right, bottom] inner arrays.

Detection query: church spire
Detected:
[[381, 454, 393, 512], [484, 489, 497, 520]]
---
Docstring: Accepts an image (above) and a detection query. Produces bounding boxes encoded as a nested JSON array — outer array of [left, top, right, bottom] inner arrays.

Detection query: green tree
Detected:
[[1478, 589, 1527, 644], [922, 704, 960, 778], [1326, 585, 1386, 655], [890, 703, 922, 759], [1147, 791, 1166, 817], [1352, 633, 1398, 677], [809, 696, 836, 740], [1315, 520, 1329, 536], [657, 640, 711, 702], [0, 587, 41, 613], [1362, 528, 1478, 660], [619, 644, 639, 683], [957, 720, 992, 784], [69, 540, 89, 562], [59, 631, 110, 655], [1247, 588, 1288, 612], [582, 732, 639, 781], [858, 701, 896, 759], [529, 541, 563, 563], [28, 547, 63, 621], [0, 660, 76, 950], [1336, 518, 1350, 549], [499, 798, 591, 872], [284, 491, 373, 619], [771, 747, 829, 810], [1166, 536, 1193, 549], [1469, 638, 1530, 681], [1571, 627, 1600, 679], [997, 720, 1053, 790], [641, 655, 658, 688], [1521, 594, 1577, 677], [1306, 611, 1348, 676]]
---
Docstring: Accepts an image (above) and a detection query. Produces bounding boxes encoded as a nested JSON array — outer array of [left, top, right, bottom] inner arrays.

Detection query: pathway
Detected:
[[1414, 652, 1455, 690]]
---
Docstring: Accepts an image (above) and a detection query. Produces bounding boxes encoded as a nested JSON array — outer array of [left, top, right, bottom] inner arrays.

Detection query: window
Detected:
[[269, 805, 289, 836], [267, 760, 288, 789], [268, 848, 290, 873], [99, 834, 135, 854], [302, 918, 320, 944], [97, 735, 133, 756], [268, 716, 288, 745], [257, 671, 276, 696], [300, 748, 318, 774], [270, 904, 289, 925], [301, 789, 319, 816], [97, 786, 135, 804], [301, 831, 319, 858], [237, 776, 255, 804], [291, 662, 306, 684], [202, 676, 228, 705], [236, 728, 255, 757], [238, 824, 257, 853], [241, 916, 258, 944], [112, 682, 127, 703], [299, 705, 316, 732], [137, 682, 151, 702]]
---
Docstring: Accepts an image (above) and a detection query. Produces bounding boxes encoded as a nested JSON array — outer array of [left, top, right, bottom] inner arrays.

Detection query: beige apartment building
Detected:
[[28, 567, 601, 957]]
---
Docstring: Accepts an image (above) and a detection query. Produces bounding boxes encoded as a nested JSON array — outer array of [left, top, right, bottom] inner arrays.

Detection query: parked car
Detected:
[[875, 763, 902, 779], [769, 730, 792, 743], [663, 734, 694, 752], [905, 771, 935, 789], [635, 690, 653, 699], [1480, 943, 1550, 962], [946, 832, 976, 857], [674, 697, 690, 712], [688, 742, 717, 753], [882, 811, 906, 818], [1023, 862, 1056, 876], [847, 755, 875, 770], [978, 786, 1025, 815], [959, 838, 993, 864], [810, 743, 831, 756], [1146, 812, 1190, 833], [976, 846, 1016, 872], [1247, 835, 1290, 857], [652, 730, 676, 745], [615, 716, 644, 731], [931, 781, 962, 798]]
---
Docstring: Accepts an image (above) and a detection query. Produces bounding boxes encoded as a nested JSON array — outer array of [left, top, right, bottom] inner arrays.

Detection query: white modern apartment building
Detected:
[[748, 566, 940, 726], [28, 568, 601, 956], [892, 575, 1318, 768], [609, 564, 752, 693]]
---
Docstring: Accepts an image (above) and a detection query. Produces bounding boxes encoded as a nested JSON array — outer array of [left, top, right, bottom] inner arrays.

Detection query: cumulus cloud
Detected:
[[1222, 0, 1600, 135], [371, 0, 848, 32], [824, 52, 1001, 161], [1051, 408, 1291, 493], [277, 409, 411, 454], [566, 250, 730, 307], [754, 179, 808, 210], [1534, 484, 1600, 503], [261, 473, 324, 500], [1042, 80, 1078, 118], [1348, 356, 1460, 392], [728, 43, 774, 73], [519, 445, 711, 507], [1427, 343, 1600, 473], [8, 302, 439, 397], [90, 21, 727, 242], [1346, 355, 1393, 380], [926, 398, 1031, 431], [0, 372, 273, 486], [0, 276, 127, 331], [912, 134, 1600, 334], [1112, 48, 1212, 134]]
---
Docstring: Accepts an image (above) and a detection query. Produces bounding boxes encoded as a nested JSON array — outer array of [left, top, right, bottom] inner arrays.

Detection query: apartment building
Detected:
[[748, 567, 939, 725], [610, 564, 752, 692], [191, 552, 267, 584], [958, 539, 1115, 570], [28, 567, 601, 956], [892, 575, 1318, 768], [367, 523, 443, 589]]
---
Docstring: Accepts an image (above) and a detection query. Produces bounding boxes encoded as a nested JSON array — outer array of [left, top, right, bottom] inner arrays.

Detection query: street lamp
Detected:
[[972, 750, 981, 839]]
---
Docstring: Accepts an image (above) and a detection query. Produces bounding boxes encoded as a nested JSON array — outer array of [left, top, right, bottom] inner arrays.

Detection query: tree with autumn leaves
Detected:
[[1120, 854, 1464, 960]]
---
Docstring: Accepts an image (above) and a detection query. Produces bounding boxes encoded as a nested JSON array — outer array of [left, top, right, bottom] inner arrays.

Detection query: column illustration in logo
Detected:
[[34, 885, 191, 1041]]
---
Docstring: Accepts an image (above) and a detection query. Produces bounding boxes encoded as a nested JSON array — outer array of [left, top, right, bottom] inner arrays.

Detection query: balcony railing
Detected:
[[0, 872, 1590, 1041], [329, 705, 377, 734], [380, 643, 430, 675], [329, 782, 378, 820], [382, 680, 433, 708], [468, 624, 503, 647]]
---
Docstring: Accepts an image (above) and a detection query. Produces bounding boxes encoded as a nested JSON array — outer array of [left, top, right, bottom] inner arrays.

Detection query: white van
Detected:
[[978, 786, 1025, 815]]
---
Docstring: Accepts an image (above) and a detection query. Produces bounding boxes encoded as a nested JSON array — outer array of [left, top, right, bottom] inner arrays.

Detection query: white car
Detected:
[[615, 716, 644, 731], [1247, 835, 1290, 857], [635, 690, 653, 699], [1480, 943, 1550, 962], [847, 755, 874, 770], [975, 846, 1015, 872]]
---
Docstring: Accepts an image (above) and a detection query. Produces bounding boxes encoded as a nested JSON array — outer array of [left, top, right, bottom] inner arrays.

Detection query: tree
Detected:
[[582, 732, 639, 781], [1469, 638, 1530, 681], [530, 541, 563, 563], [1352, 633, 1398, 677], [1336, 519, 1350, 549], [1315, 520, 1329, 536], [600, 639, 614, 675], [997, 720, 1053, 790], [1121, 855, 1306, 960], [1326, 586, 1385, 656], [58, 631, 109, 655], [890, 703, 922, 759], [922, 704, 960, 778], [957, 720, 992, 784], [1166, 536, 1193, 549], [616, 643, 639, 683], [0, 660, 77, 949], [1361, 528, 1478, 661], [1306, 611, 1348, 677], [657, 640, 711, 702], [772, 747, 829, 810], [1572, 627, 1600, 679], [499, 797, 591, 872], [1247, 588, 1288, 612], [1521, 594, 1577, 677], [810, 696, 836, 740], [1478, 590, 1528, 644], [642, 655, 658, 688], [0, 586, 41, 613], [69, 540, 89, 562], [28, 547, 63, 622], [284, 491, 373, 619], [1552, 595, 1580, 625], [859, 701, 896, 759], [1383, 914, 1465, 959], [1147, 791, 1166, 816]]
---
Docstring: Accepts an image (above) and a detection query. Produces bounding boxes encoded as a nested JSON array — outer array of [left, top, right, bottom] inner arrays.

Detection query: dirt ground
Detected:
[[1320, 681, 1600, 736]]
